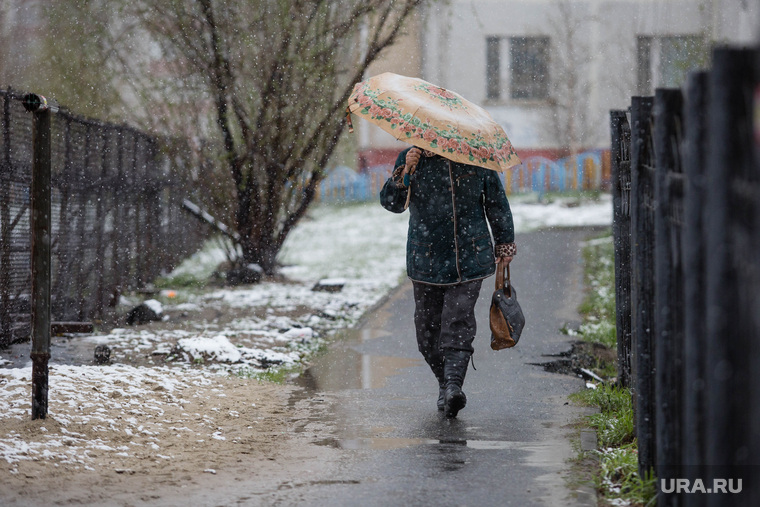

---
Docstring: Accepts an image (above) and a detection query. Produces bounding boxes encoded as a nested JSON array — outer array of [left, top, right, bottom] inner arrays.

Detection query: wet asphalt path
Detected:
[[272, 228, 601, 506]]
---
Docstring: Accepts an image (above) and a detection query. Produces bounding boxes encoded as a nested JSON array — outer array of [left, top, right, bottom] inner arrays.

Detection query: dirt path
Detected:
[[0, 367, 343, 506]]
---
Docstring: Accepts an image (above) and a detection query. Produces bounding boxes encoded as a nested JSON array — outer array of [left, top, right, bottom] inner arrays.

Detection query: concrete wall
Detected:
[[423, 0, 758, 152], [354, 12, 427, 167], [0, 0, 42, 87], [358, 0, 759, 164]]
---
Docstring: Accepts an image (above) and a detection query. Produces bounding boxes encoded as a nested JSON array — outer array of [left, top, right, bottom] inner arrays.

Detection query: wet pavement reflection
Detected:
[[296, 327, 420, 392], [1, 334, 96, 369], [278, 229, 599, 506], [314, 436, 527, 451]]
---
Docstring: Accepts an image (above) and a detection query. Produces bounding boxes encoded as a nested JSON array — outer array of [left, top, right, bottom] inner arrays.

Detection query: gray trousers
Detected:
[[412, 280, 483, 377]]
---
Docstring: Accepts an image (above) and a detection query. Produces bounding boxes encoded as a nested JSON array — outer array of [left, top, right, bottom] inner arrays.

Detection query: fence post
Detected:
[[630, 95, 656, 480], [25, 95, 55, 420], [610, 110, 632, 388], [704, 48, 758, 507], [753, 48, 760, 507], [653, 88, 685, 506], [681, 72, 709, 504], [1, 91, 11, 347]]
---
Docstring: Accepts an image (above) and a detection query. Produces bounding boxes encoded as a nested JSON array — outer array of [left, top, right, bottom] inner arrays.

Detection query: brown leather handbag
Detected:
[[489, 260, 525, 350]]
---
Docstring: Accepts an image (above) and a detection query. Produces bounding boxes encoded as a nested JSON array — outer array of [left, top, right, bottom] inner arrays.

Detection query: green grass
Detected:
[[577, 232, 616, 349], [232, 337, 329, 385], [571, 384, 635, 448], [597, 444, 657, 506], [595, 360, 618, 380], [153, 272, 208, 289], [570, 231, 657, 506], [234, 363, 303, 384], [572, 384, 655, 505]]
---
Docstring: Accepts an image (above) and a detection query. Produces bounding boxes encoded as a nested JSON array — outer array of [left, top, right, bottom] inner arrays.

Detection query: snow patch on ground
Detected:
[[0, 364, 213, 470], [178, 335, 243, 363], [511, 194, 612, 231], [142, 299, 164, 315]]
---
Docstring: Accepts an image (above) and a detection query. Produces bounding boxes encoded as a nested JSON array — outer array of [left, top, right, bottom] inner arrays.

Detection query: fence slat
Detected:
[[653, 88, 685, 506], [610, 109, 632, 388], [1, 92, 12, 347], [630, 95, 656, 480], [704, 48, 758, 507], [681, 73, 709, 501], [752, 48, 760, 507]]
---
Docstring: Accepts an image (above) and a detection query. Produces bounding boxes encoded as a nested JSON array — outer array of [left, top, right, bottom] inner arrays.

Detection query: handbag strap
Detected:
[[494, 259, 512, 297]]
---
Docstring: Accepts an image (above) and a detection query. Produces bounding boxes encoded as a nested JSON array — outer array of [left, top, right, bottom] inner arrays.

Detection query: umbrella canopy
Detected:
[[347, 72, 521, 172]]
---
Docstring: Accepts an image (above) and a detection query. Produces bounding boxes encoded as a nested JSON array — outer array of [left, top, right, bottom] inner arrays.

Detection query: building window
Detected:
[[659, 36, 707, 87], [509, 36, 550, 100], [637, 34, 708, 93], [486, 37, 501, 100], [637, 36, 653, 95]]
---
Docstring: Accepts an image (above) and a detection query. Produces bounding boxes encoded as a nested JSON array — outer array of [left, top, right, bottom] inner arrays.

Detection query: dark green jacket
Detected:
[[380, 147, 514, 285]]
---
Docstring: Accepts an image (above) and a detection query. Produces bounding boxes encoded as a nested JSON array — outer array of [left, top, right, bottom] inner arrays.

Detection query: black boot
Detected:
[[433, 363, 446, 411], [443, 349, 471, 418], [424, 354, 446, 411], [420, 347, 446, 411]]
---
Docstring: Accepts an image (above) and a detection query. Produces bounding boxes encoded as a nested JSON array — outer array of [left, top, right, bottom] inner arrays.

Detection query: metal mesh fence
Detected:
[[1, 88, 208, 345]]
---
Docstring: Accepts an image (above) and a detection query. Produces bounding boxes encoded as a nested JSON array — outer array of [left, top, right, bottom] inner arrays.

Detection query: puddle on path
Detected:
[[296, 327, 420, 392], [1, 334, 96, 369], [313, 437, 533, 451]]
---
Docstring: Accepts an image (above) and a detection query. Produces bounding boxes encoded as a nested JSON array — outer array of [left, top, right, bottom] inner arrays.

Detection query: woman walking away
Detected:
[[380, 146, 516, 418]]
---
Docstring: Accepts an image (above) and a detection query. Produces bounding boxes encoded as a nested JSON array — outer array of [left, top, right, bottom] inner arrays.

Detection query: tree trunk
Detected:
[[240, 223, 278, 275], [238, 165, 282, 275]]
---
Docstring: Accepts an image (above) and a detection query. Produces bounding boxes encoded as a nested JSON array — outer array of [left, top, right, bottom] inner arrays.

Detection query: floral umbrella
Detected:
[[347, 72, 521, 172]]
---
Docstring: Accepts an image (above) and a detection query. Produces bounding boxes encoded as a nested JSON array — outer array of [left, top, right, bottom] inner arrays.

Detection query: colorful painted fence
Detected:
[[504, 151, 608, 196], [316, 150, 609, 203]]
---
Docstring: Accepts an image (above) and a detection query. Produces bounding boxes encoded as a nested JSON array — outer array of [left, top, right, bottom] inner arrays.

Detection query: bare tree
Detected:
[[546, 0, 596, 155], [3, 0, 429, 276], [0, 1, 38, 88], [10, 1, 127, 120], [0, 3, 10, 82], [112, 0, 429, 275]]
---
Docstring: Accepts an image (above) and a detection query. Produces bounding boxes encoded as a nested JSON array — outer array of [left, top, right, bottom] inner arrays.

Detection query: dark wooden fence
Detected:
[[1, 88, 208, 346], [611, 47, 759, 506]]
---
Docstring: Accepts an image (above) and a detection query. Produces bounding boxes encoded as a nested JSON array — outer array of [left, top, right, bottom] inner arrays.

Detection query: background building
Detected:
[[0, 0, 41, 87], [353, 0, 760, 170]]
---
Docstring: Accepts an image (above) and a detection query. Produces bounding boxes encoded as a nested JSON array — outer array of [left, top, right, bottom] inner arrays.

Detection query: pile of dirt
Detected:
[[530, 340, 617, 380]]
